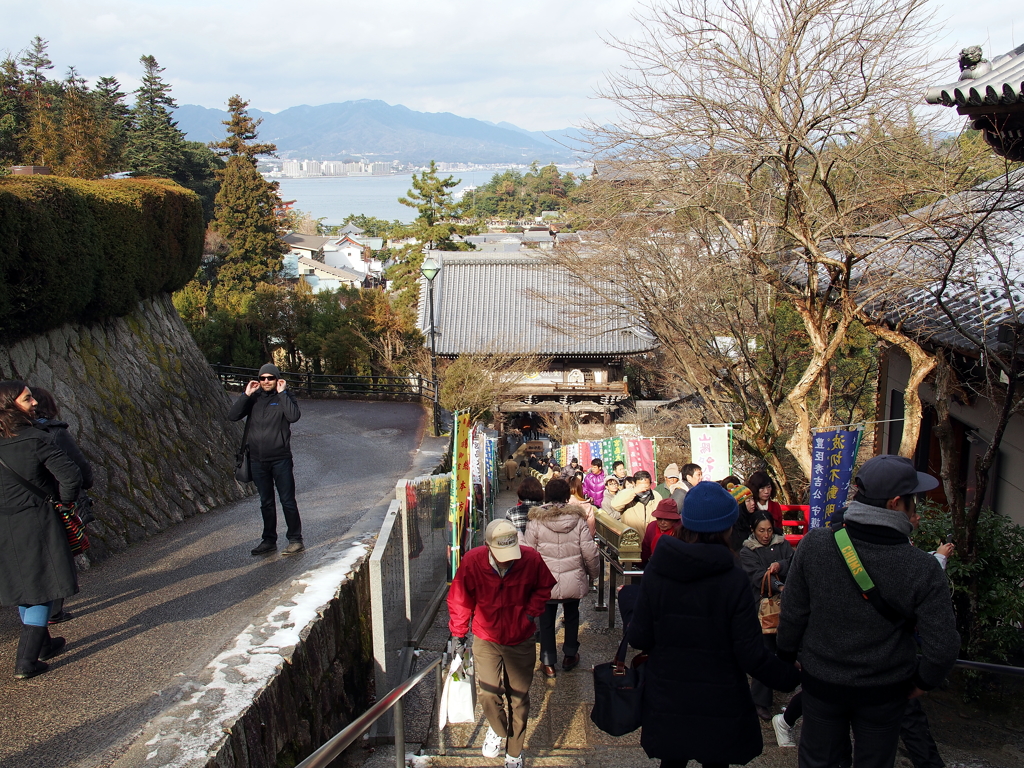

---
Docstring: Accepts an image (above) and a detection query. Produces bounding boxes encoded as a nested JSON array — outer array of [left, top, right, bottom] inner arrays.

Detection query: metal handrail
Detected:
[[296, 655, 443, 768], [211, 364, 437, 401], [954, 658, 1024, 677]]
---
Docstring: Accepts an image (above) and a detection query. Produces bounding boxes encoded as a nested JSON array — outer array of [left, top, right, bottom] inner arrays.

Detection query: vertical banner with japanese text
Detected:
[[626, 438, 655, 476], [578, 441, 591, 468], [809, 429, 861, 529], [448, 411, 472, 579], [688, 426, 732, 481], [602, 437, 626, 471]]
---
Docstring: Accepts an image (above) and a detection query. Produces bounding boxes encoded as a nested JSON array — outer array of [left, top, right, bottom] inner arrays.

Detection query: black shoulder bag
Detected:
[[0, 454, 89, 555], [234, 417, 252, 484]]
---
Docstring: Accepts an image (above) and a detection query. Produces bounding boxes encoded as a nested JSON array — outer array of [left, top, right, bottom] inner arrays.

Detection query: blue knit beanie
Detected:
[[682, 481, 740, 533]]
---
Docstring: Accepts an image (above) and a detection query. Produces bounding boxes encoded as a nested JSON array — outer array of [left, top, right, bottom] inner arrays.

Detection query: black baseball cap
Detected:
[[855, 455, 938, 499]]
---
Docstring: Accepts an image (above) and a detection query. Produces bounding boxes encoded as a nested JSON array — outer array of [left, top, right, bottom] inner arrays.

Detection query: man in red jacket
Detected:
[[448, 518, 556, 768]]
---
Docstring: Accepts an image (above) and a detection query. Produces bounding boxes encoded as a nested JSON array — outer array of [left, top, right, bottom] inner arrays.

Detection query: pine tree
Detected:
[[53, 68, 107, 178], [390, 161, 478, 320], [123, 55, 185, 177], [17, 37, 59, 167], [210, 96, 285, 294], [211, 95, 276, 165], [94, 76, 130, 171]]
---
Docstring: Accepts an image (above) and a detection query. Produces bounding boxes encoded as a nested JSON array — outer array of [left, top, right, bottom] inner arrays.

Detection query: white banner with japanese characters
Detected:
[[688, 426, 732, 482]]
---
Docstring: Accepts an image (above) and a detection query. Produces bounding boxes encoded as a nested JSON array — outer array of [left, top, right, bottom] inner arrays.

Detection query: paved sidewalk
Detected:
[[357, 487, 1019, 768]]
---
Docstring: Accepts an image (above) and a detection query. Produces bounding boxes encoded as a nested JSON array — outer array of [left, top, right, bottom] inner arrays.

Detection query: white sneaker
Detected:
[[482, 726, 503, 758], [772, 713, 795, 747], [505, 753, 524, 768]]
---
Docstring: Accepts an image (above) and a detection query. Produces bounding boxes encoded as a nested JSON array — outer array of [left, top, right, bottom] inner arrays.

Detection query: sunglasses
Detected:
[[259, 375, 278, 381]]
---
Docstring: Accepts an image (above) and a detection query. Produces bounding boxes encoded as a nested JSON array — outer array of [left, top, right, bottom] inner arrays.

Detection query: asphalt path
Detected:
[[0, 398, 427, 768]]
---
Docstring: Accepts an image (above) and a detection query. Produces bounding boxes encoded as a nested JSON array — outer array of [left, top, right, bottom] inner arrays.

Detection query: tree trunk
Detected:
[[859, 320, 936, 459]]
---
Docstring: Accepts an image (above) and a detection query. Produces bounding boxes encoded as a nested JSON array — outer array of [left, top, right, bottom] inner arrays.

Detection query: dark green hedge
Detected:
[[0, 176, 204, 342]]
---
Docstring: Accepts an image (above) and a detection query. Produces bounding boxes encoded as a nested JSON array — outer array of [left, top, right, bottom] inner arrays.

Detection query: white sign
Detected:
[[688, 426, 732, 481]]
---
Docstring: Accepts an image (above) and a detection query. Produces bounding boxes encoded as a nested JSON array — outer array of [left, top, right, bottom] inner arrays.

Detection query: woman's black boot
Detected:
[[14, 625, 50, 680]]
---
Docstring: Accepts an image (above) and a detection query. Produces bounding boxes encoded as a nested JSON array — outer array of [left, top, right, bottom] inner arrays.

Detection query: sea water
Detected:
[[275, 169, 513, 225], [275, 166, 588, 225]]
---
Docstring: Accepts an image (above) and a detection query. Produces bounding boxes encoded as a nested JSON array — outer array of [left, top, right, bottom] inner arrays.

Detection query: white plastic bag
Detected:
[[438, 652, 476, 729]]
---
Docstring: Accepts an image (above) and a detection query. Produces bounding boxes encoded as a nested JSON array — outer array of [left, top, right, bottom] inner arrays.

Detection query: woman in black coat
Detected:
[[628, 482, 799, 768], [739, 511, 795, 720], [0, 381, 82, 679], [33, 386, 95, 623]]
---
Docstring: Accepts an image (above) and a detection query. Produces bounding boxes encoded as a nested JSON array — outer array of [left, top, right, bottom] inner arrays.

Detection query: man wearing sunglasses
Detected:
[[228, 363, 304, 555]]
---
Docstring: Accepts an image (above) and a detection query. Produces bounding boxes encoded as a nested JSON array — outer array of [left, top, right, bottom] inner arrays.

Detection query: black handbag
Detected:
[[590, 633, 647, 736], [234, 416, 252, 483]]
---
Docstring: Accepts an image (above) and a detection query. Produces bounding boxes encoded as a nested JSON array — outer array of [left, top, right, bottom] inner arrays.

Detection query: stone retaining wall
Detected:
[[0, 292, 250, 562]]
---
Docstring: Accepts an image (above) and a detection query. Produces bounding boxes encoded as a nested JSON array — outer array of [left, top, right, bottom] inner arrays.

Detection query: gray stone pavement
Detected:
[[356, 487, 1022, 768], [0, 398, 436, 768]]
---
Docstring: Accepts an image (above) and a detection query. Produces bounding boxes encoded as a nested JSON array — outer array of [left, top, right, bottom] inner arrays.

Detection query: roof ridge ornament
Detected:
[[958, 46, 991, 81]]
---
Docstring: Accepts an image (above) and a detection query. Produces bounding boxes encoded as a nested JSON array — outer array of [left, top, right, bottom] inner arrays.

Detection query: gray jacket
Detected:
[[776, 501, 960, 703]]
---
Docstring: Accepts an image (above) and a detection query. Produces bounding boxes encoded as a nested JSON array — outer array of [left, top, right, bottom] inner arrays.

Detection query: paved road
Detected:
[[0, 398, 427, 768]]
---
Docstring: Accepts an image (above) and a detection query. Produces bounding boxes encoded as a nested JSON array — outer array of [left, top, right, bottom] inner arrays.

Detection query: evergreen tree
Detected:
[[211, 95, 276, 165], [389, 161, 478, 321], [123, 55, 185, 177], [52, 68, 107, 178], [0, 56, 26, 169], [210, 96, 285, 293], [94, 76, 130, 171]]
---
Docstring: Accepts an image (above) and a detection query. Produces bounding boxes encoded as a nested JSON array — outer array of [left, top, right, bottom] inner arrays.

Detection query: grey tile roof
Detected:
[[813, 173, 1024, 356], [297, 256, 363, 283], [283, 233, 333, 251], [926, 43, 1024, 107], [417, 253, 657, 357]]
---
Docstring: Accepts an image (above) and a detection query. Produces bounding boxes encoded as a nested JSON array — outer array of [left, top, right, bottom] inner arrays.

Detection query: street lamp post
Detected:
[[420, 254, 441, 436]]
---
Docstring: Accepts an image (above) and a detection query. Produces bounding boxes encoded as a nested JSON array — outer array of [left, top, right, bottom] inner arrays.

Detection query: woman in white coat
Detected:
[[524, 478, 600, 678]]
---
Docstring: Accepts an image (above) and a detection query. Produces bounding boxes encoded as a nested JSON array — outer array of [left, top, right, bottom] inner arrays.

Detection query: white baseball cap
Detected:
[[485, 519, 522, 562]]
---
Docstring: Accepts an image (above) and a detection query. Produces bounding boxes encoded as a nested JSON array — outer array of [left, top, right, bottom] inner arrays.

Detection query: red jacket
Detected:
[[641, 520, 680, 567], [448, 545, 556, 646]]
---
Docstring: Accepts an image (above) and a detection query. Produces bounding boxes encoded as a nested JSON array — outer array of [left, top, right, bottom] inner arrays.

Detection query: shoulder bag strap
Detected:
[[239, 414, 251, 453], [833, 527, 912, 629], [0, 453, 50, 501]]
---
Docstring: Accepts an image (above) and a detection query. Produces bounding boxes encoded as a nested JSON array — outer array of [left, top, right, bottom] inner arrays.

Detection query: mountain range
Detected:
[[173, 100, 589, 164]]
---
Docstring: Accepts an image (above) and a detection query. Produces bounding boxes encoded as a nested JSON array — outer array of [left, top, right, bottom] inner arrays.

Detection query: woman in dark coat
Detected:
[[739, 511, 795, 720], [32, 386, 95, 623], [0, 381, 83, 679], [628, 482, 799, 768]]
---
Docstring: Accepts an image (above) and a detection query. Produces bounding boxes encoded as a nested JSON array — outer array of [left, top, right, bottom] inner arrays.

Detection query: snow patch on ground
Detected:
[[139, 539, 371, 767]]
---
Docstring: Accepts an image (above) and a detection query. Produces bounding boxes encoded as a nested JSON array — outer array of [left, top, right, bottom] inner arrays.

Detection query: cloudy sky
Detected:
[[1, 0, 1021, 132]]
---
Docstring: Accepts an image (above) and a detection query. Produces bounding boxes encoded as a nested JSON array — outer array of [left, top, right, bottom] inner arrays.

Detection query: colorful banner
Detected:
[[588, 440, 604, 467], [689, 426, 732, 481], [449, 411, 472, 579], [626, 438, 655, 477], [809, 429, 861, 529], [578, 441, 591, 468], [602, 437, 626, 471]]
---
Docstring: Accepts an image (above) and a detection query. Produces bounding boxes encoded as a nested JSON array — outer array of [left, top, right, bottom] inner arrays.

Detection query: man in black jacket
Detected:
[[777, 455, 960, 768], [228, 364, 304, 555]]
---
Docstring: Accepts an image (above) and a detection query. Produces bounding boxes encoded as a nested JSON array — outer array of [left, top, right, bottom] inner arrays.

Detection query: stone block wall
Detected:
[[0, 292, 250, 561]]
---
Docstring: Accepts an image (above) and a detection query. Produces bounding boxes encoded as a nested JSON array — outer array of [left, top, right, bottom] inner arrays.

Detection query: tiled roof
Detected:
[[417, 253, 657, 357], [925, 43, 1024, 107], [815, 174, 1024, 356], [283, 233, 332, 251], [297, 256, 363, 283]]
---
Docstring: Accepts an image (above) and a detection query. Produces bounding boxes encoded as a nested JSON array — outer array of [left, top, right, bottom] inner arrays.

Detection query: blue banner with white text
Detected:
[[809, 429, 861, 529]]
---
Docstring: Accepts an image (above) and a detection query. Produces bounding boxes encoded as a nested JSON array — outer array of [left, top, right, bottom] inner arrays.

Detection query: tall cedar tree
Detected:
[[124, 55, 185, 178], [210, 96, 285, 293], [94, 76, 130, 171], [390, 161, 477, 320], [211, 95, 276, 164]]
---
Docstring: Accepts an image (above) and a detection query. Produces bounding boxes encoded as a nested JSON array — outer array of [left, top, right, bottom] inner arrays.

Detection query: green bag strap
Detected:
[[834, 527, 875, 592], [833, 527, 912, 630]]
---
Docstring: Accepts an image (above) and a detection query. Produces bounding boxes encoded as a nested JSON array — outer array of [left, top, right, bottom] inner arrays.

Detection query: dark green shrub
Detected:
[[917, 501, 1024, 662], [0, 176, 203, 342]]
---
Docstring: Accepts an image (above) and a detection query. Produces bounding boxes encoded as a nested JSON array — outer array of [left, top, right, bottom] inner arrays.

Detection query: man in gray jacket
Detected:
[[228, 363, 304, 555], [777, 455, 960, 768]]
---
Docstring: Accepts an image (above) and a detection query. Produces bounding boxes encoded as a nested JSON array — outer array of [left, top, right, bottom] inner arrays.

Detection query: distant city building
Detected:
[[302, 160, 322, 176], [282, 160, 301, 176]]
